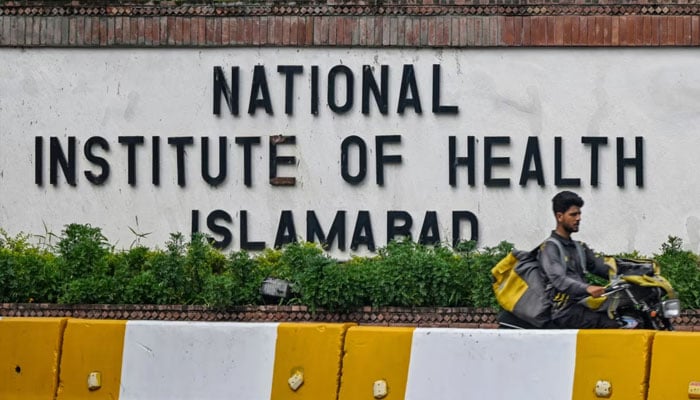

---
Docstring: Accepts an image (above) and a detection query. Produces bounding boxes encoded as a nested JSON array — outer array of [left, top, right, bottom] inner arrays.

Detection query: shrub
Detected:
[[1, 224, 700, 312]]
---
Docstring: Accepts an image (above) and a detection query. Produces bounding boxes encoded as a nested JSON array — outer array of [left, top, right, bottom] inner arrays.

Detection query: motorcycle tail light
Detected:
[[661, 299, 681, 318]]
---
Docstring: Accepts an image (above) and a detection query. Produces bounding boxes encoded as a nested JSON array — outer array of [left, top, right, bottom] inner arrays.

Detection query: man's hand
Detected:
[[586, 285, 606, 298]]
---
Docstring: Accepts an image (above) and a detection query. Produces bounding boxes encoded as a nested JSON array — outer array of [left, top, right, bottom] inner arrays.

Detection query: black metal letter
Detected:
[[278, 65, 303, 115], [452, 211, 479, 247], [235, 137, 261, 187], [387, 211, 413, 242], [484, 136, 510, 187], [248, 65, 273, 115], [617, 137, 644, 187], [84, 136, 110, 185], [328, 65, 354, 114], [307, 210, 346, 251], [376, 135, 402, 186], [449, 136, 475, 187], [168, 137, 194, 187], [432, 65, 458, 114], [362, 65, 388, 115], [201, 137, 227, 186], [519, 136, 544, 187], [397, 65, 422, 114], [554, 137, 581, 187], [118, 136, 145, 186], [213, 66, 239, 115], [49, 136, 77, 186], [582, 136, 608, 187], [341, 136, 367, 184]]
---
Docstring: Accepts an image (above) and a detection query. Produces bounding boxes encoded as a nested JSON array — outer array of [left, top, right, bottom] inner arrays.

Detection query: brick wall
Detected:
[[1, 0, 699, 47], [2, 303, 700, 330]]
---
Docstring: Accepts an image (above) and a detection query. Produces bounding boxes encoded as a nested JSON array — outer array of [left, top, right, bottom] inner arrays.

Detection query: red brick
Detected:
[[561, 16, 572, 45], [282, 16, 290, 45], [664, 16, 675, 45], [188, 16, 197, 45], [297, 16, 307, 46], [173, 17, 182, 46], [348, 16, 359, 45], [106, 18, 115, 46], [373, 16, 382, 45], [260, 16, 268, 46], [624, 16, 635, 46], [322, 16, 331, 46], [368, 16, 377, 46], [611, 16, 619, 45], [214, 17, 223, 45], [205, 17, 213, 45], [99, 17, 107, 46], [135, 17, 146, 45], [113, 16, 122, 45], [165, 16, 174, 45], [381, 16, 391, 46], [231, 17, 240, 45], [403, 17, 414, 46], [587, 17, 595, 46], [507, 16, 517, 46], [431, 17, 440, 46], [684, 16, 692, 45], [397, 16, 406, 46], [198, 17, 206, 46], [313, 16, 322, 45], [274, 16, 283, 45], [435, 16, 448, 46], [290, 16, 299, 46], [502, 16, 514, 45], [130, 17, 138, 45], [553, 15, 564, 45], [531, 16, 545, 45], [214, 17, 222, 46], [490, 16, 499, 46], [54, 17, 64, 46], [676, 16, 685, 45], [633, 16, 644, 46], [241, 18, 251, 45], [692, 16, 700, 46], [450, 16, 459, 46], [143, 17, 151, 45], [642, 15, 651, 45], [358, 16, 366, 46], [546, 16, 555, 45], [521, 16, 531, 46], [69, 16, 76, 45], [595, 16, 604, 45], [420, 18, 428, 46], [74, 17, 83, 46], [305, 16, 314, 45], [327, 16, 336, 45]]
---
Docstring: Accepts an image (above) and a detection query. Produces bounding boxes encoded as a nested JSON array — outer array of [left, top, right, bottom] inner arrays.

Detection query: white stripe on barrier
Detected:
[[119, 321, 280, 400], [406, 329, 579, 400]]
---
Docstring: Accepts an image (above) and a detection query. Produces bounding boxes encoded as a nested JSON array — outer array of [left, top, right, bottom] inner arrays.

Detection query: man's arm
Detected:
[[583, 244, 612, 279], [539, 241, 589, 297]]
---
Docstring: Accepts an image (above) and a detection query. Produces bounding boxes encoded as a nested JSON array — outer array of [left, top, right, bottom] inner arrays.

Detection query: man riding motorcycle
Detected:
[[539, 191, 630, 329]]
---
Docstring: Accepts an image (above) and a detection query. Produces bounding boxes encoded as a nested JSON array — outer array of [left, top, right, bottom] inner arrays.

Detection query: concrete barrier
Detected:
[[0, 317, 68, 400], [339, 327, 654, 400], [54, 320, 352, 400], [647, 331, 700, 400], [4, 317, 694, 400], [56, 319, 127, 400]]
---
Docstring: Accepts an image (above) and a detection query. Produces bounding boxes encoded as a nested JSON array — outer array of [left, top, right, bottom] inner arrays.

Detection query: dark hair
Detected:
[[552, 191, 584, 214]]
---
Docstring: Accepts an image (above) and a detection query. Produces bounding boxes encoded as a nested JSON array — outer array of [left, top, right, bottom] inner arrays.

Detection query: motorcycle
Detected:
[[497, 257, 680, 330]]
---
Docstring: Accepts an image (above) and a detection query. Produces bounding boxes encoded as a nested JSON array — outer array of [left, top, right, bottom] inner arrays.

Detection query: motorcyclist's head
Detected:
[[552, 191, 584, 234]]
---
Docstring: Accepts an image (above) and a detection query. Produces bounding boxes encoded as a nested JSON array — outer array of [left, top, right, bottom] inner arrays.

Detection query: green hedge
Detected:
[[1, 224, 699, 311]]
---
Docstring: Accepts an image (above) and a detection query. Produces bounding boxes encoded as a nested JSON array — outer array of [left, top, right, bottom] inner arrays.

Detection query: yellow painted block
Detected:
[[338, 326, 415, 400], [572, 330, 655, 400], [271, 322, 355, 400], [648, 331, 700, 400], [55, 319, 127, 400], [0, 317, 68, 400]]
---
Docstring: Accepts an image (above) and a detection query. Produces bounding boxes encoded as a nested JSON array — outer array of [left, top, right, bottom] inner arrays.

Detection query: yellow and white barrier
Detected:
[[339, 327, 654, 400], [0, 317, 68, 400], [53, 320, 352, 400], [647, 331, 700, 400], [1, 316, 699, 400]]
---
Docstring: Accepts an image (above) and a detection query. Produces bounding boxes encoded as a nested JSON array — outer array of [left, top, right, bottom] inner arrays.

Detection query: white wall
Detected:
[[1, 48, 699, 256]]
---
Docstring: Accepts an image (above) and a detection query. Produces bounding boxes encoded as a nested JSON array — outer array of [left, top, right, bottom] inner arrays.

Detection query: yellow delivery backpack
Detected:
[[491, 238, 578, 327]]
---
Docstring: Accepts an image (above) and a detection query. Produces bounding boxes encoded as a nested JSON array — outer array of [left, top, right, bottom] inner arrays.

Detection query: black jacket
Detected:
[[538, 231, 610, 317]]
